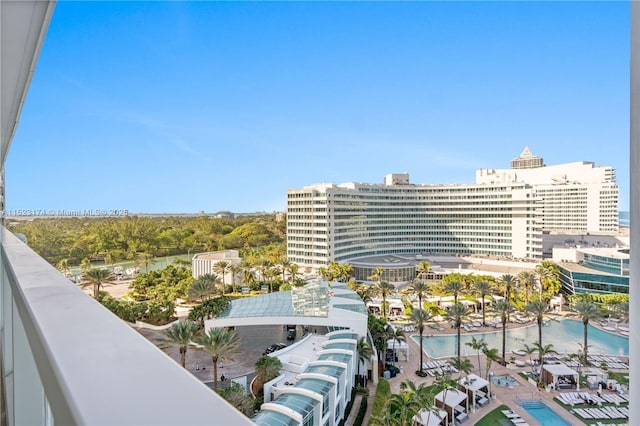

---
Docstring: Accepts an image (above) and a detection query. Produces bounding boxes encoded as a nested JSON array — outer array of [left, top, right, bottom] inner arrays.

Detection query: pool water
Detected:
[[491, 374, 519, 387], [519, 400, 571, 426], [411, 318, 628, 358]]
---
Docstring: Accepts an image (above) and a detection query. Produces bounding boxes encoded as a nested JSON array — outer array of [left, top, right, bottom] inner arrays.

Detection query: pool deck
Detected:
[[381, 313, 629, 426]]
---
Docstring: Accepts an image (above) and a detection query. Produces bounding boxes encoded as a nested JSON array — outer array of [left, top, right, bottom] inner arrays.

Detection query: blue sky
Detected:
[[8, 1, 629, 213]]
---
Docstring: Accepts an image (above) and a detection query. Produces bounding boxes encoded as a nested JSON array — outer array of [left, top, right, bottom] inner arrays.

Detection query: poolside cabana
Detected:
[[542, 364, 579, 390], [458, 374, 490, 408], [386, 339, 409, 362], [413, 408, 448, 426], [434, 388, 468, 424]]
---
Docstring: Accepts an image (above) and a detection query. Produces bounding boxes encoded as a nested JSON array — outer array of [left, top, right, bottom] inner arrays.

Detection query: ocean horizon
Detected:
[[620, 211, 629, 227]]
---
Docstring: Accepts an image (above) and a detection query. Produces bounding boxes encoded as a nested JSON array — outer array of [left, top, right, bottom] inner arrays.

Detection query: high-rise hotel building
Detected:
[[477, 148, 618, 233], [287, 173, 543, 269], [287, 149, 619, 269]]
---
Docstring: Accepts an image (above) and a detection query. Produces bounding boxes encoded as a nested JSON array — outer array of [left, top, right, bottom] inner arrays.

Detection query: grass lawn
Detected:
[[607, 371, 629, 386], [475, 404, 512, 426], [554, 396, 629, 425]]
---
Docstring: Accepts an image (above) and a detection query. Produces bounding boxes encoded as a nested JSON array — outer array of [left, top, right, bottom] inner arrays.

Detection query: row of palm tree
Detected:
[[161, 321, 240, 391]]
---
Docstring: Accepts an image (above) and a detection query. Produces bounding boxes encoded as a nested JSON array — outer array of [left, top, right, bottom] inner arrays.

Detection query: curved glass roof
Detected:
[[328, 333, 358, 341], [325, 342, 356, 351], [272, 393, 318, 419], [296, 378, 334, 396], [252, 410, 298, 426], [307, 364, 344, 379], [334, 303, 367, 315], [319, 353, 352, 364]]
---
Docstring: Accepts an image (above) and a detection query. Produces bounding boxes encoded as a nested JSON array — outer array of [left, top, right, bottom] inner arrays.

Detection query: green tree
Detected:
[[80, 257, 92, 273], [416, 261, 431, 283], [446, 303, 468, 361], [213, 261, 230, 295], [218, 382, 255, 417], [357, 337, 373, 385], [482, 346, 500, 379], [254, 355, 283, 392], [56, 258, 69, 276], [532, 342, 558, 385], [411, 308, 432, 377], [450, 357, 474, 381], [287, 263, 299, 283], [81, 268, 112, 298], [189, 274, 217, 302], [135, 252, 156, 274], [474, 280, 493, 326], [160, 320, 199, 368], [228, 264, 241, 294], [465, 336, 487, 377], [374, 280, 395, 318], [370, 266, 385, 284], [526, 300, 549, 370], [574, 299, 602, 366], [493, 300, 513, 365], [517, 271, 537, 305], [523, 343, 538, 375], [195, 327, 241, 392], [410, 280, 429, 311], [444, 279, 464, 304]]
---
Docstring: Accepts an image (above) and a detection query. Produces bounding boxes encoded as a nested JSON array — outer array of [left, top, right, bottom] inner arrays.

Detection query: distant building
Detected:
[[510, 146, 544, 169], [477, 151, 618, 233], [191, 250, 241, 279]]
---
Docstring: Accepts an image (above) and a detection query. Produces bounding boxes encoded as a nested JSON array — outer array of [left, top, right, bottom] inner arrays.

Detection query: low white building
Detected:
[[191, 250, 242, 281]]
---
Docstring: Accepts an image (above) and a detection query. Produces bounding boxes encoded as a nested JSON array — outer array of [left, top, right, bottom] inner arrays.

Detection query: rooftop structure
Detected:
[[553, 246, 629, 295], [510, 146, 544, 169], [192, 249, 242, 279]]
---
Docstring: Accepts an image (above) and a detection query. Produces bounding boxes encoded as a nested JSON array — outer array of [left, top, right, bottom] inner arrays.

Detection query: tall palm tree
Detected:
[[493, 300, 513, 365], [228, 264, 241, 294], [535, 264, 553, 301], [526, 300, 548, 369], [523, 343, 538, 375], [411, 308, 432, 377], [532, 342, 557, 384], [574, 299, 602, 366], [465, 336, 487, 377], [356, 337, 373, 386], [80, 257, 92, 273], [287, 263, 299, 284], [474, 280, 492, 326], [213, 261, 230, 295], [482, 347, 500, 379], [161, 320, 199, 368], [374, 280, 394, 318], [444, 279, 464, 304], [410, 280, 429, 310], [56, 258, 70, 276], [450, 357, 474, 381], [81, 268, 112, 298], [194, 327, 241, 391], [499, 274, 516, 304], [517, 271, 537, 305], [446, 303, 468, 361], [370, 266, 385, 284]]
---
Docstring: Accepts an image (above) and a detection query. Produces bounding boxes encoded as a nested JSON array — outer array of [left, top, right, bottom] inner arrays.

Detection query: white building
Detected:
[[192, 250, 242, 280], [287, 174, 542, 269], [477, 148, 619, 233]]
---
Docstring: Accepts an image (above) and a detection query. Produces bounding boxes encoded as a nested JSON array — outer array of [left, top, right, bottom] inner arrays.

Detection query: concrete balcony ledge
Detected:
[[1, 229, 251, 425]]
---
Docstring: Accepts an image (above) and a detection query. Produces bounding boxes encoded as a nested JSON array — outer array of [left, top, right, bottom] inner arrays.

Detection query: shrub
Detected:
[[354, 396, 368, 426], [371, 379, 391, 419]]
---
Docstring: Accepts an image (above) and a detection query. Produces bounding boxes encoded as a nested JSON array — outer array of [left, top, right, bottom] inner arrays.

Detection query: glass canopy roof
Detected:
[[252, 410, 298, 426]]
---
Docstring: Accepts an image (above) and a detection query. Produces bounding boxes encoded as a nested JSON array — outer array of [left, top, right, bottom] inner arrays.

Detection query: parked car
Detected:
[[286, 325, 297, 340], [263, 343, 287, 356]]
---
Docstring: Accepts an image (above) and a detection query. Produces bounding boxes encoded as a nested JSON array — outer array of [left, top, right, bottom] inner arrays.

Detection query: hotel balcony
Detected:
[[0, 1, 250, 424]]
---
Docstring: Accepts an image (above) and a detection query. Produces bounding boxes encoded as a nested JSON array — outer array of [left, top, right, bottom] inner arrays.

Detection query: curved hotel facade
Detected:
[[287, 173, 543, 269]]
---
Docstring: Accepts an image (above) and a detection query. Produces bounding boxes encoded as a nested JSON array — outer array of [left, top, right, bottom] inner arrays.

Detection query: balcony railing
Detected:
[[0, 228, 251, 425]]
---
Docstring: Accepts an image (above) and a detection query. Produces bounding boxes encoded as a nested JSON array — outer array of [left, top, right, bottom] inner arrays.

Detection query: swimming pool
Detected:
[[411, 318, 628, 358], [518, 400, 571, 426], [491, 374, 519, 387]]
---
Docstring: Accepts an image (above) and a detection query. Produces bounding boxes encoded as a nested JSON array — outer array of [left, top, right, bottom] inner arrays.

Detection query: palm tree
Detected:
[[357, 337, 373, 386], [523, 343, 537, 375], [135, 252, 156, 274], [482, 346, 500, 379], [526, 300, 548, 369], [160, 320, 199, 368], [194, 327, 241, 391], [104, 251, 116, 271], [474, 280, 492, 326], [465, 336, 487, 377], [446, 303, 468, 361], [189, 274, 217, 302], [56, 258, 70, 277], [389, 327, 405, 367], [81, 268, 112, 298], [574, 299, 602, 366], [213, 261, 230, 295], [517, 271, 536, 305], [535, 264, 553, 301], [450, 357, 474, 381], [228, 264, 241, 294], [499, 274, 516, 304], [80, 257, 92, 273], [444, 279, 464, 304], [532, 342, 558, 384], [287, 263, 299, 284], [416, 261, 431, 283], [370, 266, 385, 284], [410, 280, 429, 311], [374, 280, 394, 318], [493, 300, 513, 365], [411, 308, 432, 377]]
